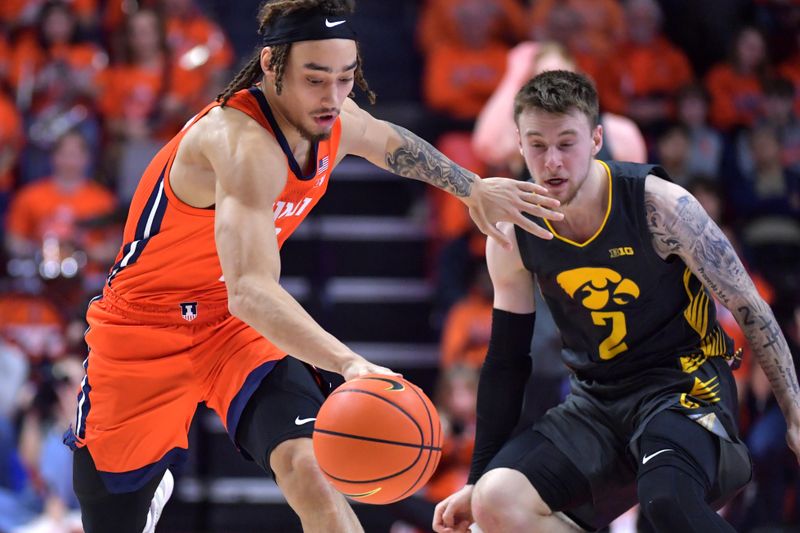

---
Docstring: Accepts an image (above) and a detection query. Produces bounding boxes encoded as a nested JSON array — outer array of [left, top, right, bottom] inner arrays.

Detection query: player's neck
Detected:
[[549, 160, 609, 242]]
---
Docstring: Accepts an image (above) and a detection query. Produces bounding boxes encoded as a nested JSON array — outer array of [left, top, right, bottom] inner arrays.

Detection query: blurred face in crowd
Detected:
[[657, 127, 690, 167], [52, 133, 90, 180], [517, 107, 601, 206], [42, 5, 76, 46], [264, 39, 357, 143], [678, 91, 709, 128], [129, 11, 163, 62], [735, 28, 766, 72], [626, 0, 661, 44], [750, 128, 781, 168]]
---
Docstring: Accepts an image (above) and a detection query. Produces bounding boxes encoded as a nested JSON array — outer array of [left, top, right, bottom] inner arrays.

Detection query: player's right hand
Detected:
[[433, 484, 475, 533], [340, 355, 401, 382]]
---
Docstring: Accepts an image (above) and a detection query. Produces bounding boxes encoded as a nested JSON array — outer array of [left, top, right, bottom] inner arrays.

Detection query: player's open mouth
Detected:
[[545, 178, 567, 188], [313, 114, 337, 127]]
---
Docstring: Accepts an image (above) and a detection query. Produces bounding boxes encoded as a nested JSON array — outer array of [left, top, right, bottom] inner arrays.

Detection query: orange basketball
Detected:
[[312, 374, 442, 505]]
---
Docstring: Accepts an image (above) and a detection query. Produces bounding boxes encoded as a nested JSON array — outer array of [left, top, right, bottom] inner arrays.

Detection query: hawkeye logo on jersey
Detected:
[[556, 267, 641, 360], [609, 247, 634, 258], [180, 302, 198, 321]]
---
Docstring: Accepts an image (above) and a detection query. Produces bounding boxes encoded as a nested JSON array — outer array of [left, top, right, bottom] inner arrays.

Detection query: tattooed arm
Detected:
[[336, 98, 562, 243], [644, 175, 800, 458]]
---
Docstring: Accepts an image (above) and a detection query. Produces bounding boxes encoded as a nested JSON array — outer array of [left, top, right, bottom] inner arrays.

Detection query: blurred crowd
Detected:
[[0, 1, 797, 532]]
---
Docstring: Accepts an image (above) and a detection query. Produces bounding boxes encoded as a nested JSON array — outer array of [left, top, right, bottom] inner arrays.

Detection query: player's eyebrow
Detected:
[[303, 60, 358, 73], [524, 128, 579, 138]]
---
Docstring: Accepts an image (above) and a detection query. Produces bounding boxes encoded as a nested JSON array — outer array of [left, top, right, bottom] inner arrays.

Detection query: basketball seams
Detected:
[[395, 382, 442, 500], [322, 388, 425, 445]]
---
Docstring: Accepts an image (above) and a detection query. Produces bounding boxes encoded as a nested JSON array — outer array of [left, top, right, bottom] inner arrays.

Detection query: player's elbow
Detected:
[[225, 276, 255, 320]]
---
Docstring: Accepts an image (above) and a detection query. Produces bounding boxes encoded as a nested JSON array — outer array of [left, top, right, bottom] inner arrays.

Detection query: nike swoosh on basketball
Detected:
[[294, 416, 316, 425], [642, 448, 673, 464], [325, 18, 346, 27]]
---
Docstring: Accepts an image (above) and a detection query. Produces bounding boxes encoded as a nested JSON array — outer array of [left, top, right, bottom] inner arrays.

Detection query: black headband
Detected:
[[261, 9, 357, 47]]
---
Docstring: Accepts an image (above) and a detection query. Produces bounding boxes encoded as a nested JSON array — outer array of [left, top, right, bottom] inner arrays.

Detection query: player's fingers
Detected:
[[517, 200, 564, 222], [471, 209, 511, 249], [433, 501, 449, 531], [514, 213, 554, 240], [517, 180, 551, 197], [522, 191, 561, 209]]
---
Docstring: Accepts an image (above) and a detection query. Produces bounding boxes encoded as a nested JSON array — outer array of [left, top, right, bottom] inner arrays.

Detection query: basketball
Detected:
[[312, 374, 442, 505]]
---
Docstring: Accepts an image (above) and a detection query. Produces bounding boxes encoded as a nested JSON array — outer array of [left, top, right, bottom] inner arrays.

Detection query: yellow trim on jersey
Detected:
[[682, 268, 710, 338], [544, 160, 613, 248]]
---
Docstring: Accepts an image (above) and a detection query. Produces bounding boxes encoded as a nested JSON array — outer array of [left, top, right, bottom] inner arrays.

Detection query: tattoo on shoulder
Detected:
[[385, 124, 474, 197]]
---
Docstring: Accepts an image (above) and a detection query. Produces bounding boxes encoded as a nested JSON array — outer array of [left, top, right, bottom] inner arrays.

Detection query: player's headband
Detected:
[[261, 9, 357, 47]]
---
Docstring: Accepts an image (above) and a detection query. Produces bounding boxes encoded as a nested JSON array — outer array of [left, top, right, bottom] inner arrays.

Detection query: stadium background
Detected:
[[0, 0, 798, 531]]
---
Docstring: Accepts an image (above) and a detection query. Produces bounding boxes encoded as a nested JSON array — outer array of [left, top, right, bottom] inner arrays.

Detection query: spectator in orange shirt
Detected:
[[705, 26, 770, 132], [161, 0, 234, 110], [618, 0, 694, 134], [10, 1, 106, 183], [97, 8, 195, 200], [418, 0, 529, 121], [5, 130, 117, 288], [440, 262, 493, 370]]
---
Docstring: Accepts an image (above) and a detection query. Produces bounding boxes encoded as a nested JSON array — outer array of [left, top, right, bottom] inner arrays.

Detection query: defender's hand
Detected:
[[433, 484, 475, 533], [464, 177, 563, 247]]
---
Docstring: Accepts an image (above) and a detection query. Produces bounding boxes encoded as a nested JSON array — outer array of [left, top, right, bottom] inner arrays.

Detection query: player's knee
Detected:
[[638, 471, 688, 528], [270, 439, 326, 488], [473, 469, 547, 531]]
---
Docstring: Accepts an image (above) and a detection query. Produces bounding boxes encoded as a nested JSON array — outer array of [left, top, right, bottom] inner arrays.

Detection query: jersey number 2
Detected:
[[591, 311, 628, 360]]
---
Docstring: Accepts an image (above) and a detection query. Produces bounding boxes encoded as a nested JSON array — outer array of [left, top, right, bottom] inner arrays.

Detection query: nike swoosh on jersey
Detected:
[[325, 19, 346, 27], [642, 448, 674, 464], [294, 416, 317, 425]]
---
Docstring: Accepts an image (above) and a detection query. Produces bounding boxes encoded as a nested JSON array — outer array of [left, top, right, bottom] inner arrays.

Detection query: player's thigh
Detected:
[[482, 429, 593, 513], [232, 355, 332, 476]]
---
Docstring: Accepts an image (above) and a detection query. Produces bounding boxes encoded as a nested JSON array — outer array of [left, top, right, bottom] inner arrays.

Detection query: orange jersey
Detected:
[[106, 87, 341, 307]]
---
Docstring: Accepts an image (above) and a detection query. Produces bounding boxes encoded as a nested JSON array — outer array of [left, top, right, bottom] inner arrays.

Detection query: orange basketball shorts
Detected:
[[63, 288, 285, 493]]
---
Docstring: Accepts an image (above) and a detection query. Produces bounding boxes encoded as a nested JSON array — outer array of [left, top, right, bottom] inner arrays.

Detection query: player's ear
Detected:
[[591, 124, 603, 157], [261, 47, 274, 78]]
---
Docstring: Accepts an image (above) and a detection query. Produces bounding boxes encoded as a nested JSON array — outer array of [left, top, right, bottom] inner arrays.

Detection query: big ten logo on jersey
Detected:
[[609, 246, 634, 259], [273, 198, 314, 235], [556, 267, 640, 360]]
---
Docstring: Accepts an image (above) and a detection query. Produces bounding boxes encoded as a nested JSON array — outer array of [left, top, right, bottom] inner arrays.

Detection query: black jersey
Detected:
[[515, 161, 734, 383]]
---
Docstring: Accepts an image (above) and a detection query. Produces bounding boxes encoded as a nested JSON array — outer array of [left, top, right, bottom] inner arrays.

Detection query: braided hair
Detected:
[[216, 0, 375, 106]]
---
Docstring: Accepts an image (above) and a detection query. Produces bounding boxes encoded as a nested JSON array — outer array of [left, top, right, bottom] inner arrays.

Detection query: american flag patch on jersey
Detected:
[[318, 156, 329, 172]]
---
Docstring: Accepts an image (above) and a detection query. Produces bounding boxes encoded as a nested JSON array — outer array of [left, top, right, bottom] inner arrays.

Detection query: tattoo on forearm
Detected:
[[645, 189, 800, 413], [385, 124, 475, 197]]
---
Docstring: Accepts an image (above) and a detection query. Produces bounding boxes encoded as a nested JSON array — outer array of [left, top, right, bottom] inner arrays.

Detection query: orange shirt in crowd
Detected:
[[440, 292, 493, 369], [0, 293, 65, 360], [8, 35, 107, 102], [6, 178, 116, 247], [620, 36, 693, 103], [0, 91, 23, 191], [96, 60, 198, 137], [102, 0, 157, 35], [705, 64, 764, 131], [424, 427, 475, 503]]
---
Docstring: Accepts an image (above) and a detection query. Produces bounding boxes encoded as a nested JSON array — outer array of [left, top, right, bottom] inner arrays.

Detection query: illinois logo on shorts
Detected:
[[180, 302, 198, 321]]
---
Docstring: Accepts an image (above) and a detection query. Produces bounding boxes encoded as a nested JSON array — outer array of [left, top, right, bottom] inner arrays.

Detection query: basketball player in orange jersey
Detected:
[[433, 70, 800, 532], [63, 1, 565, 532]]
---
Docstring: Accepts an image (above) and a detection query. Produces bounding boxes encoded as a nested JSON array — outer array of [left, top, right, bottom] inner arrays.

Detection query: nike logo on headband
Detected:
[[325, 18, 346, 28]]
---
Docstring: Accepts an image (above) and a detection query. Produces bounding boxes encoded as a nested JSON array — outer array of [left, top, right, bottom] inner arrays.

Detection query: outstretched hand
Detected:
[[465, 177, 563, 248]]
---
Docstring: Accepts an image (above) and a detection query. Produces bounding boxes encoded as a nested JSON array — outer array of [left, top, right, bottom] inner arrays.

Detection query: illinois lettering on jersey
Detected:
[[106, 87, 341, 306]]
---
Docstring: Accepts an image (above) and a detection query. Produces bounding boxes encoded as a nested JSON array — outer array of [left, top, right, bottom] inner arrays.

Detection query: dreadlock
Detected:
[[216, 0, 375, 106]]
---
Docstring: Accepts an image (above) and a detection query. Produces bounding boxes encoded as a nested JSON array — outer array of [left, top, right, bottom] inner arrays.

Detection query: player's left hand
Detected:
[[464, 177, 563, 248]]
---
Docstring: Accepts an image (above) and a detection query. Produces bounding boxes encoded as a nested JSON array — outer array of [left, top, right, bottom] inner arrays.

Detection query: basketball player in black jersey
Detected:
[[433, 70, 800, 533]]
